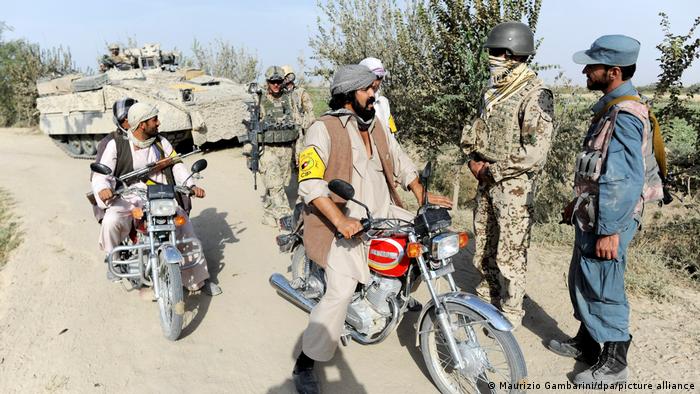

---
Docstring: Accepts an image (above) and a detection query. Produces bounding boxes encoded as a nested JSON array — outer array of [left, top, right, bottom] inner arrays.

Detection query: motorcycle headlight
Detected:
[[149, 199, 177, 216], [431, 233, 459, 260]]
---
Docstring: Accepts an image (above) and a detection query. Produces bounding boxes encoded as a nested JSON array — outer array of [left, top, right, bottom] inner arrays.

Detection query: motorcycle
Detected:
[[270, 163, 527, 393], [90, 158, 208, 341]]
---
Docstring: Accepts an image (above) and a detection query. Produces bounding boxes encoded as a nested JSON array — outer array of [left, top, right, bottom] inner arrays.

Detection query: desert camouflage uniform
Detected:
[[461, 78, 554, 325], [259, 91, 300, 226], [290, 87, 315, 162]]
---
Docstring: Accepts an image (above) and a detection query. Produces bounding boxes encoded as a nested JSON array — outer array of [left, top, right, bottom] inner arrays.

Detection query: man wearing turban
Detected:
[[92, 102, 221, 296], [290, 64, 451, 392]]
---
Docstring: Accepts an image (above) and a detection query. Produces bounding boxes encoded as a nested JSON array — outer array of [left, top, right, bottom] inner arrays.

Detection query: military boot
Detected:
[[573, 335, 631, 385], [547, 323, 601, 365]]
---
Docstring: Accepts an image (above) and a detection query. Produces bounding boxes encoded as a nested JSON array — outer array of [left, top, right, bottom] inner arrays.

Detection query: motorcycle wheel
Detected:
[[157, 258, 184, 341], [419, 302, 527, 394]]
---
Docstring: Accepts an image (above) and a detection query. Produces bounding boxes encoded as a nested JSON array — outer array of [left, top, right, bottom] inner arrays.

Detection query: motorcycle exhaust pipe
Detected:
[[269, 273, 317, 314]]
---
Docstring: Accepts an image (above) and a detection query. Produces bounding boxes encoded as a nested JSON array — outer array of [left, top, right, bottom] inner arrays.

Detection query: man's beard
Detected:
[[352, 96, 376, 122], [586, 76, 608, 91]]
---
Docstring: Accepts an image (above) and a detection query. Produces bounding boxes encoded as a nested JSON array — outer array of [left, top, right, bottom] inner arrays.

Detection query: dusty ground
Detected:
[[0, 128, 697, 394]]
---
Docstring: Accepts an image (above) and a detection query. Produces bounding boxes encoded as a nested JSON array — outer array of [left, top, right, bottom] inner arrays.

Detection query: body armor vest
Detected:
[[573, 100, 663, 232], [472, 79, 542, 162], [260, 92, 299, 144]]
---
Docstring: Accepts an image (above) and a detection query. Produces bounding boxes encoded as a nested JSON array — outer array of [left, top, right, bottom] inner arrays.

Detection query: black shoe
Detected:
[[573, 335, 632, 384], [547, 324, 601, 365], [407, 297, 422, 312], [293, 367, 320, 394]]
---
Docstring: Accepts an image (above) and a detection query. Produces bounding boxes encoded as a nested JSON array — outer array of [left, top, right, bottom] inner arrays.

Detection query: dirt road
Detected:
[[0, 129, 697, 393]]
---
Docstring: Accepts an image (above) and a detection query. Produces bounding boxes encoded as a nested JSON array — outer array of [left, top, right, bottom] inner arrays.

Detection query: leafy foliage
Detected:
[[654, 12, 700, 154], [0, 22, 76, 126], [310, 0, 542, 151], [533, 75, 593, 222], [190, 38, 261, 84]]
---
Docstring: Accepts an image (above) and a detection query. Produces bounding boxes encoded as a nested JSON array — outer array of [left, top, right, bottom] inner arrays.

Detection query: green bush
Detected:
[[533, 82, 594, 223], [309, 0, 542, 150], [0, 22, 76, 127], [190, 38, 260, 84]]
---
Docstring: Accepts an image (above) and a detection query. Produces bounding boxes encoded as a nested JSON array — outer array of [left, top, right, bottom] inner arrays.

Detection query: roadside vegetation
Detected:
[[0, 3, 698, 299], [310, 2, 700, 300], [0, 188, 21, 270]]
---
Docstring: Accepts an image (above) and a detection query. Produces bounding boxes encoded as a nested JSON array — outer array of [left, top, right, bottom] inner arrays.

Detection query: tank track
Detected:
[[50, 131, 192, 160]]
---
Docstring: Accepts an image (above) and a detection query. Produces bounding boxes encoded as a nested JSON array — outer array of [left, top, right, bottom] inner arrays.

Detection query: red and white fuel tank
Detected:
[[367, 236, 411, 277]]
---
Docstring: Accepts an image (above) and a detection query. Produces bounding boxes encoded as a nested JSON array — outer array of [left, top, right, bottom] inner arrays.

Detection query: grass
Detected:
[[530, 204, 700, 302], [306, 86, 330, 118], [0, 188, 22, 270]]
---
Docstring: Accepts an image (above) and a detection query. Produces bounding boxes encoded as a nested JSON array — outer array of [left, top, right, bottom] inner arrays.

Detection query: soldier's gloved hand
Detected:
[[98, 188, 114, 203], [335, 217, 364, 239], [242, 143, 253, 156]]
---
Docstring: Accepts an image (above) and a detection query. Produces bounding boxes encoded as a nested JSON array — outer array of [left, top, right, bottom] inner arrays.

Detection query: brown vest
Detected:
[[302, 115, 404, 268]]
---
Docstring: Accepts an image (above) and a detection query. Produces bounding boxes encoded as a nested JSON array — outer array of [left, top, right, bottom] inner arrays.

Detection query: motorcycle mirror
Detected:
[[420, 162, 433, 206], [191, 159, 208, 173], [90, 163, 112, 176], [421, 161, 433, 180], [328, 179, 355, 201]]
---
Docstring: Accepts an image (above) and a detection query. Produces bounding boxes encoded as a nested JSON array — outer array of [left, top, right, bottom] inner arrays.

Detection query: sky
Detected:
[[2, 0, 699, 86]]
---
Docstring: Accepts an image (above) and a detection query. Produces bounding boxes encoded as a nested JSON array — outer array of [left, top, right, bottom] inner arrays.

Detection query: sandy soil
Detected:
[[0, 128, 697, 394]]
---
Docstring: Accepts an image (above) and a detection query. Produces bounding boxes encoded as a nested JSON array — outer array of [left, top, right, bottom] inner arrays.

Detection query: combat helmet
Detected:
[[484, 22, 535, 56], [265, 66, 285, 81], [108, 43, 120, 51]]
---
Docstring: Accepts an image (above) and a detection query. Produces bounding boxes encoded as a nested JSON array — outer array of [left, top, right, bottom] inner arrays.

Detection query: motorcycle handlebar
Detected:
[[334, 218, 372, 240]]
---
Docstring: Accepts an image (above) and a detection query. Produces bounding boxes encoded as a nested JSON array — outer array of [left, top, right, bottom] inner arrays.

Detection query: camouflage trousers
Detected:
[[473, 175, 535, 326], [260, 144, 294, 226]]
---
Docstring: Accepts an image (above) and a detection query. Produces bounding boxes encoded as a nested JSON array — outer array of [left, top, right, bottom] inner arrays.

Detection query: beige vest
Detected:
[[302, 115, 403, 268]]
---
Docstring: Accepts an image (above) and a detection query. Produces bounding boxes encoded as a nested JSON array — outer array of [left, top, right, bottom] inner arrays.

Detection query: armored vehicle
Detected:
[[36, 43, 250, 159]]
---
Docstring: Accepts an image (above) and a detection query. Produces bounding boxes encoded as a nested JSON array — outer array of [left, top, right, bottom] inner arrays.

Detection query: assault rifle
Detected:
[[86, 147, 201, 205], [117, 147, 201, 186], [241, 82, 265, 190]]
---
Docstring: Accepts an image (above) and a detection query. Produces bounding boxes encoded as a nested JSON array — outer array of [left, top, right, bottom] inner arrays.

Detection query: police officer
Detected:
[[460, 22, 554, 328], [258, 66, 301, 226], [548, 35, 663, 385]]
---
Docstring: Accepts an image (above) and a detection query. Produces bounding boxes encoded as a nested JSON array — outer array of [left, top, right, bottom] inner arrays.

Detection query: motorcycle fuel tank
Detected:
[[367, 236, 410, 277]]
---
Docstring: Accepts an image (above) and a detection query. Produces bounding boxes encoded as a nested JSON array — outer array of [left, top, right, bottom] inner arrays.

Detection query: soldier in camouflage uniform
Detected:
[[258, 66, 302, 226], [281, 65, 315, 165], [100, 43, 131, 72], [460, 22, 554, 328]]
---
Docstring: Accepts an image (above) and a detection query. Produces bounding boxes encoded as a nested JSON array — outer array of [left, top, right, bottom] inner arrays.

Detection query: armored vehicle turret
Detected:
[[36, 43, 250, 158]]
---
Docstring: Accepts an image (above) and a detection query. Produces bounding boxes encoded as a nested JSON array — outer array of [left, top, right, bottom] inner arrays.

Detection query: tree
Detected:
[[654, 12, 700, 153], [0, 22, 76, 126], [191, 38, 261, 84], [309, 0, 542, 152]]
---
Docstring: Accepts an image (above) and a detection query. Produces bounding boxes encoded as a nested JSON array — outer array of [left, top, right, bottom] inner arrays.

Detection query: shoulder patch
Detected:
[[298, 146, 326, 182], [388, 115, 398, 133]]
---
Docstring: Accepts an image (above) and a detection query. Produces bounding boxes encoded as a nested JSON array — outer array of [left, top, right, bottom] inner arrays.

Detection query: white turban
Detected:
[[359, 57, 389, 78], [126, 103, 159, 148], [127, 102, 159, 133]]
